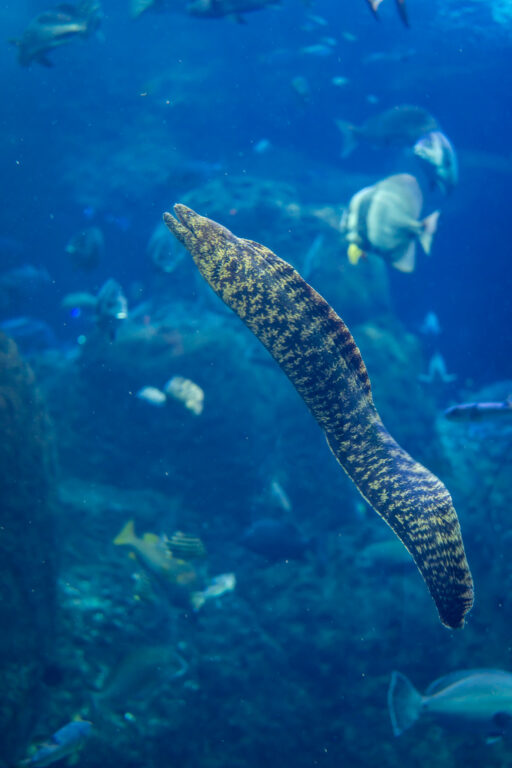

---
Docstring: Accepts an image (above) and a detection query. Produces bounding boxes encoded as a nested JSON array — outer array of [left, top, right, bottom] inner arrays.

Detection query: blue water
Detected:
[[2, 1, 512, 766]]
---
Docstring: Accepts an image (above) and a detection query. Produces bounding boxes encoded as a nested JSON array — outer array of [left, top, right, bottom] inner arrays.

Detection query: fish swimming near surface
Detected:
[[130, 0, 170, 17], [336, 105, 439, 158], [414, 131, 459, 195], [388, 669, 512, 739], [163, 204, 474, 629], [11, 1, 102, 67], [20, 720, 92, 767], [342, 174, 439, 272], [444, 397, 512, 422], [365, 0, 409, 27], [185, 0, 280, 21], [65, 226, 104, 271]]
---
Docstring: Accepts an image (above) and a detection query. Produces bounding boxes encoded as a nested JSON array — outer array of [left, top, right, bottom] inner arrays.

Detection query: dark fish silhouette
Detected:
[[336, 105, 439, 158], [163, 204, 474, 629]]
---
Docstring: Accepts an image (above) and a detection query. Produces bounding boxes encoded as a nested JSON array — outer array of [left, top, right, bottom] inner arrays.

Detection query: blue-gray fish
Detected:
[[336, 105, 439, 158], [414, 131, 458, 195], [20, 721, 92, 767], [10, 1, 102, 67], [444, 398, 512, 422], [388, 670, 512, 738]]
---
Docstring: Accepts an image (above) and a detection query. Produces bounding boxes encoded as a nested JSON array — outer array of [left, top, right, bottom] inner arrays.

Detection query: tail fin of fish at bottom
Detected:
[[418, 210, 440, 255], [388, 671, 424, 736]]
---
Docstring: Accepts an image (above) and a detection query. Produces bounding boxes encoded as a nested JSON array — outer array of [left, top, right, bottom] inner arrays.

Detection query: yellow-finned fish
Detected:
[[113, 520, 199, 590]]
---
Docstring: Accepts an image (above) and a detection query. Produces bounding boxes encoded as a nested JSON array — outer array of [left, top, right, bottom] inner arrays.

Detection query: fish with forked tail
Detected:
[[336, 105, 439, 158], [162, 204, 473, 629], [388, 669, 512, 739]]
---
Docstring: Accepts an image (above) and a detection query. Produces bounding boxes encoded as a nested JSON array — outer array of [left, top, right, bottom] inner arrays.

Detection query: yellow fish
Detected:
[[113, 520, 199, 590]]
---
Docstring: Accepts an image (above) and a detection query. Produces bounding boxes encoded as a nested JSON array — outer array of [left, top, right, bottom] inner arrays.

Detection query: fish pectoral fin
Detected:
[[392, 242, 416, 273]]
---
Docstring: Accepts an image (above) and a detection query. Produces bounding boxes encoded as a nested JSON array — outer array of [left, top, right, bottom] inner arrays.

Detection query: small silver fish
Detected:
[[20, 721, 92, 767], [414, 131, 458, 195], [444, 397, 512, 422], [388, 669, 512, 739]]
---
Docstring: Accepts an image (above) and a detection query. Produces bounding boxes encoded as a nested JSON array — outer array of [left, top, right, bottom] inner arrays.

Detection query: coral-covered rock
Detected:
[[0, 333, 56, 765]]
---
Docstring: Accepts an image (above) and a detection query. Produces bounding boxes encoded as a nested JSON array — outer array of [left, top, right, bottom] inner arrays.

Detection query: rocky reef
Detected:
[[0, 333, 57, 766]]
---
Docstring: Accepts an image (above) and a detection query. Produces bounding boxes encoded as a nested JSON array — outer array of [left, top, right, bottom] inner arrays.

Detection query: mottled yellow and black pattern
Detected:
[[163, 204, 474, 629]]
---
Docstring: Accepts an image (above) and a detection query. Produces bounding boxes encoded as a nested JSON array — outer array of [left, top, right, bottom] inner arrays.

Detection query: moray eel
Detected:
[[163, 204, 474, 629]]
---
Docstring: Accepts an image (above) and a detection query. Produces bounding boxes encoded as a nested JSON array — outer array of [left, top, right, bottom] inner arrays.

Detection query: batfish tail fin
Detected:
[[388, 671, 423, 736], [418, 210, 440, 255]]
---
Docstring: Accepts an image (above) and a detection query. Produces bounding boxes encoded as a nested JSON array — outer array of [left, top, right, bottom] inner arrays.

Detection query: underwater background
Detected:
[[1, 0, 512, 766]]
